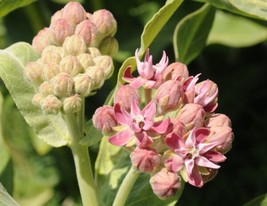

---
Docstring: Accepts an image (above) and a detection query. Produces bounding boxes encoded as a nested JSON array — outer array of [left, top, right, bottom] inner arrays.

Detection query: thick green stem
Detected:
[[112, 167, 140, 206], [65, 113, 99, 206]]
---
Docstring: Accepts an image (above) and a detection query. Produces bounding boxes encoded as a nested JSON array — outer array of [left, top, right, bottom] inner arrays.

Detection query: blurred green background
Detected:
[[0, 0, 267, 205]]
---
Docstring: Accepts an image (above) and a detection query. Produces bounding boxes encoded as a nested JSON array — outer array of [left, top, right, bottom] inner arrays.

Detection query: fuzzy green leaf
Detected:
[[243, 193, 267, 206], [0, 42, 70, 147], [79, 119, 102, 146], [0, 183, 19, 206], [0, 0, 36, 17], [208, 10, 267, 47], [173, 3, 215, 64]]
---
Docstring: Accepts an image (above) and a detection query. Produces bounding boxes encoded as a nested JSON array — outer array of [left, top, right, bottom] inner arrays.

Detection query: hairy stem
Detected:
[[112, 167, 140, 206]]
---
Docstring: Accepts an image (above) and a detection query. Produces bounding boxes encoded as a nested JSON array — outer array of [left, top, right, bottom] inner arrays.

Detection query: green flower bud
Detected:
[[39, 81, 52, 96], [32, 93, 44, 106], [40, 94, 62, 114], [51, 72, 74, 97], [87, 47, 101, 58], [77, 53, 94, 69], [50, 18, 74, 45], [43, 63, 61, 81], [99, 36, 118, 57], [41, 46, 62, 64], [93, 55, 114, 79], [62, 2, 86, 25], [60, 55, 83, 77], [86, 66, 105, 89], [63, 94, 83, 113], [91, 9, 117, 37], [24, 61, 44, 85], [63, 35, 87, 56], [74, 73, 93, 96]]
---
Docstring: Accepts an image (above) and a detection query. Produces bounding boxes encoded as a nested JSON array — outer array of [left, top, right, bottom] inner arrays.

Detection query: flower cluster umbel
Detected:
[[24, 2, 118, 114], [93, 49, 233, 199]]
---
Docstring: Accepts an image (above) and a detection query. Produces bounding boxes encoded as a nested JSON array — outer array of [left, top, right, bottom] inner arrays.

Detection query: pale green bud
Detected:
[[87, 47, 101, 58], [99, 36, 118, 57], [63, 94, 83, 113], [74, 73, 93, 96], [60, 55, 83, 77], [93, 55, 114, 79], [32, 93, 45, 106], [51, 72, 74, 97], [63, 35, 87, 56], [41, 46, 62, 64], [39, 81, 52, 96], [77, 53, 94, 69], [43, 63, 61, 81], [86, 66, 105, 89], [40, 94, 62, 114], [24, 61, 44, 85]]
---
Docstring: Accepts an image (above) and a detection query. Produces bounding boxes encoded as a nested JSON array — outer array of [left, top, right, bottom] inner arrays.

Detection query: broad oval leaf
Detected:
[[0, 42, 70, 147], [0, 183, 19, 206], [243, 193, 267, 206], [208, 10, 267, 47], [173, 3, 216, 64], [0, 0, 36, 17]]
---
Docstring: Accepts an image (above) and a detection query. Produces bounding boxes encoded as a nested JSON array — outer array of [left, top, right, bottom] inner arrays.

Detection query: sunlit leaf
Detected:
[[0, 182, 19, 206], [173, 3, 215, 64], [139, 0, 184, 55], [0, 42, 70, 147], [208, 10, 267, 47], [243, 193, 267, 206], [0, 0, 36, 17]]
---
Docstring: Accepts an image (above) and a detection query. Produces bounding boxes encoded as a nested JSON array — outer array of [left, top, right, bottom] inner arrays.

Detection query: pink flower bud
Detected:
[[24, 61, 44, 85], [51, 72, 74, 97], [194, 80, 218, 112], [92, 105, 118, 135], [75, 20, 96, 46], [63, 35, 87, 56], [149, 168, 180, 199], [62, 2, 86, 25], [99, 36, 119, 57], [63, 94, 83, 113], [209, 126, 233, 154], [39, 81, 52, 96], [51, 10, 63, 24], [43, 63, 61, 81], [155, 80, 183, 114], [91, 9, 117, 38], [50, 19, 74, 45], [114, 85, 141, 112], [163, 62, 189, 81], [74, 73, 93, 96], [205, 113, 231, 128], [60, 55, 83, 77], [130, 147, 160, 173], [40, 94, 62, 114], [176, 103, 205, 129], [32, 28, 53, 53]]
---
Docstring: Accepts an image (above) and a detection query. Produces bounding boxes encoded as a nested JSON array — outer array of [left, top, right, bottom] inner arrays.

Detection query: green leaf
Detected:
[[0, 42, 70, 147], [194, 0, 267, 21], [0, 183, 20, 206], [208, 10, 267, 47], [0, 0, 36, 17], [139, 0, 184, 55], [173, 3, 215, 64], [243, 193, 267, 206], [79, 119, 102, 146]]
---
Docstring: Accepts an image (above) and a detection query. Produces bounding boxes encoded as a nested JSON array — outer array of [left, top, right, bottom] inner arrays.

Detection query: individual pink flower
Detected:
[[108, 100, 170, 147], [165, 128, 227, 187], [123, 49, 168, 89]]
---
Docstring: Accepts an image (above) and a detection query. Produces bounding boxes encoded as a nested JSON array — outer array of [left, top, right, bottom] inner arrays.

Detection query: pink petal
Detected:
[[194, 127, 210, 143], [135, 131, 153, 147], [108, 127, 134, 146], [185, 160, 203, 187], [142, 100, 156, 123], [114, 103, 132, 126], [130, 99, 142, 117], [195, 156, 220, 169], [129, 77, 147, 88], [203, 151, 226, 163], [165, 133, 184, 150], [151, 118, 170, 134]]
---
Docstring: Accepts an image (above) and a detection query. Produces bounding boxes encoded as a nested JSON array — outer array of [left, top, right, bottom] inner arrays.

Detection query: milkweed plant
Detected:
[[0, 0, 266, 206]]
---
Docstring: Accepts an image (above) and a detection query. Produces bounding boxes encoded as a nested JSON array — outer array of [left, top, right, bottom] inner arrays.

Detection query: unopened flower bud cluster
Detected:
[[93, 49, 234, 199], [24, 2, 117, 114]]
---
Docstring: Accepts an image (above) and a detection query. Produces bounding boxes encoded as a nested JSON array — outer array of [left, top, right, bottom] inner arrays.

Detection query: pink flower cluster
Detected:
[[93, 49, 233, 199]]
